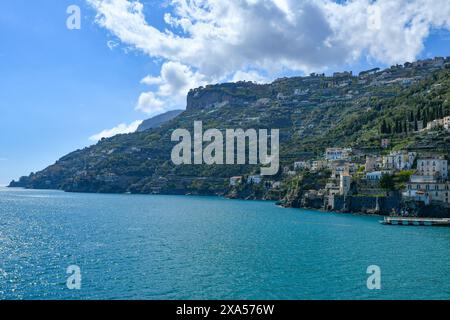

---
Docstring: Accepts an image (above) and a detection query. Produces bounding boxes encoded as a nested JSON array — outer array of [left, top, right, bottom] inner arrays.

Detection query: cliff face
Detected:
[[186, 82, 265, 110]]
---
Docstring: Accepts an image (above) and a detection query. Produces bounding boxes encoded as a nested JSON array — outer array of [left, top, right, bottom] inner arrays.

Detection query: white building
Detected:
[[426, 119, 444, 130], [294, 161, 310, 170], [339, 173, 352, 196], [405, 181, 450, 204], [325, 148, 352, 161], [417, 159, 448, 180], [383, 151, 416, 170]]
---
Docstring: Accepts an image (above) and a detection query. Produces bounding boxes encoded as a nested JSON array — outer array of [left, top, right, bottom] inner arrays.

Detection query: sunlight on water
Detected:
[[1, 187, 450, 300]]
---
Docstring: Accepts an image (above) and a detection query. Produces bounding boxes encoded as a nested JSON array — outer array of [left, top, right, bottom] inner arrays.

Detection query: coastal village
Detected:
[[229, 114, 450, 217]]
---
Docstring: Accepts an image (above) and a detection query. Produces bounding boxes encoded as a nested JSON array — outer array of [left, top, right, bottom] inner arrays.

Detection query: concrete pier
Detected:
[[381, 217, 450, 227]]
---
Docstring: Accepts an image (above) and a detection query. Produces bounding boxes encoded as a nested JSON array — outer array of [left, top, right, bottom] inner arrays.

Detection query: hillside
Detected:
[[9, 57, 450, 195]]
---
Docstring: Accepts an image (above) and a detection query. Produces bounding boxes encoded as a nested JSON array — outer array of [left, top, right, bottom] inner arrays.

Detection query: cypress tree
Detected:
[[416, 109, 421, 121], [381, 119, 387, 134]]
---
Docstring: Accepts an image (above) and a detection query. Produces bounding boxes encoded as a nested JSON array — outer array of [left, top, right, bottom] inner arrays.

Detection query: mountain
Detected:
[[136, 110, 184, 132], [9, 57, 450, 196]]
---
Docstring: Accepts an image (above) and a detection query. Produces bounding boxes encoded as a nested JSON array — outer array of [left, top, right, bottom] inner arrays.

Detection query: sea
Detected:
[[1, 187, 450, 300]]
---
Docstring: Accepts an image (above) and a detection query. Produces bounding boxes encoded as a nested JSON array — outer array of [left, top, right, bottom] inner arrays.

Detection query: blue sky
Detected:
[[1, 0, 450, 185], [0, 1, 158, 184]]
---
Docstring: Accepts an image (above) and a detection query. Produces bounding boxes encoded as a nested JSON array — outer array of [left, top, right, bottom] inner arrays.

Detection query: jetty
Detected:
[[381, 217, 450, 227]]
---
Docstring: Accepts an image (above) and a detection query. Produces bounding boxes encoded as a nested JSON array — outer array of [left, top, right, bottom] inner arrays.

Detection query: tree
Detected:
[[380, 119, 388, 134], [380, 174, 395, 191], [416, 109, 421, 121]]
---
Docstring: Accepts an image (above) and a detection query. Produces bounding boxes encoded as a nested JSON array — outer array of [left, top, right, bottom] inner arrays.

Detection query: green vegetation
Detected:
[[10, 59, 450, 196]]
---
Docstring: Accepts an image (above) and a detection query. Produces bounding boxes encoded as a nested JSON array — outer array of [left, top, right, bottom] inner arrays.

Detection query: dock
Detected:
[[381, 217, 450, 227]]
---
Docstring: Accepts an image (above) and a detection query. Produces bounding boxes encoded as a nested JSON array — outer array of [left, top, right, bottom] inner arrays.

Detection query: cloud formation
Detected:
[[89, 120, 143, 141], [88, 0, 450, 115], [137, 61, 207, 115]]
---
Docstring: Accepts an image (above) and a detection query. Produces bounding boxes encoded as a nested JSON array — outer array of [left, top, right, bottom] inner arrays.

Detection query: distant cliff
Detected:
[[136, 110, 184, 132]]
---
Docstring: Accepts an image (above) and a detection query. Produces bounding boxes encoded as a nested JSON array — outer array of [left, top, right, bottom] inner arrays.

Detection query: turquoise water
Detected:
[[1, 187, 450, 300]]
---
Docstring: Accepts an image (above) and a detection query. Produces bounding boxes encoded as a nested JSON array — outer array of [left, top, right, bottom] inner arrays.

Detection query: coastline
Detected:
[[3, 185, 387, 218]]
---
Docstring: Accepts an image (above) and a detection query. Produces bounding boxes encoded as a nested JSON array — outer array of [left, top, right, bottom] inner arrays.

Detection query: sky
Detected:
[[1, 0, 450, 185]]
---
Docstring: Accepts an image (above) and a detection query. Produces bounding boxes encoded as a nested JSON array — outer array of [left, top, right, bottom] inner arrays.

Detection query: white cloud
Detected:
[[231, 70, 270, 84], [89, 120, 143, 141], [321, 0, 450, 64], [137, 61, 208, 115], [136, 91, 165, 115], [87, 0, 450, 113], [107, 40, 119, 50]]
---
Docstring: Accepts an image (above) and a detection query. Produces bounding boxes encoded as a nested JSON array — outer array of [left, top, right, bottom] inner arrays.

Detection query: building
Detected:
[[444, 116, 450, 130], [402, 190, 431, 205], [410, 175, 437, 183], [404, 181, 450, 204], [383, 151, 416, 170], [331, 163, 348, 178], [365, 156, 382, 172], [339, 173, 352, 196], [311, 160, 328, 172], [325, 182, 341, 209], [423, 116, 450, 131], [294, 161, 310, 170], [381, 139, 390, 149], [329, 161, 357, 178], [426, 119, 444, 130], [229, 176, 243, 186], [325, 148, 352, 161], [247, 175, 263, 185], [417, 159, 448, 180]]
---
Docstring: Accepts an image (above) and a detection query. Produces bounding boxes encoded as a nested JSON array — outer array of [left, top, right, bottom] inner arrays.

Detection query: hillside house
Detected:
[[383, 151, 416, 170], [417, 159, 448, 180], [325, 148, 352, 161]]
